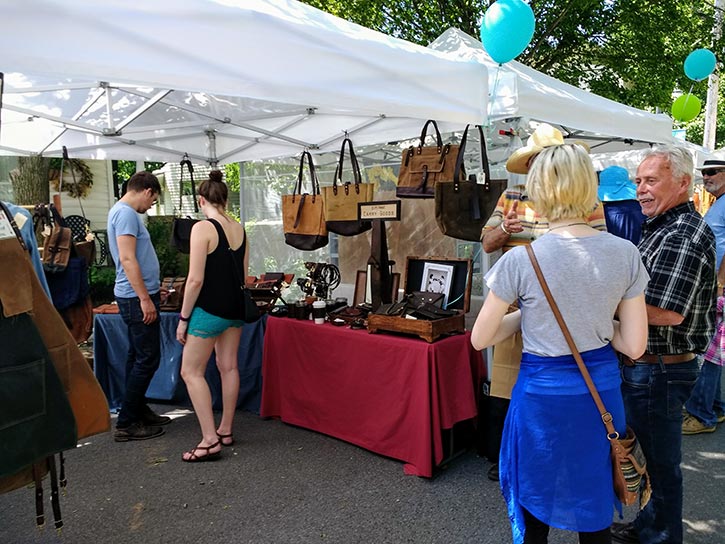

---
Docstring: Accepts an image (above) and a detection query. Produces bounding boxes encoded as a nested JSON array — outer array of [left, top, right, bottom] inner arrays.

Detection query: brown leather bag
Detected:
[[397, 120, 464, 199], [159, 277, 187, 312], [42, 224, 73, 273], [323, 137, 374, 236], [282, 151, 328, 250]]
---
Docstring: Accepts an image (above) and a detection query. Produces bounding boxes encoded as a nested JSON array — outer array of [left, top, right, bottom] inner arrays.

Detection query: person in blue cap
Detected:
[[598, 165, 647, 244]]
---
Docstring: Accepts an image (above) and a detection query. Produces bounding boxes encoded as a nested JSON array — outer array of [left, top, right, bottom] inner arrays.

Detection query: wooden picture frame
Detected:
[[353, 270, 400, 307]]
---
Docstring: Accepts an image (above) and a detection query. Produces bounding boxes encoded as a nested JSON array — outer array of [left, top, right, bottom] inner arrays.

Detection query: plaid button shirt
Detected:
[[638, 201, 717, 354]]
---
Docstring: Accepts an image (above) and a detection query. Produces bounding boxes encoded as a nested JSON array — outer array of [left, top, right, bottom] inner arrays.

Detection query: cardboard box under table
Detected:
[[367, 256, 472, 343]]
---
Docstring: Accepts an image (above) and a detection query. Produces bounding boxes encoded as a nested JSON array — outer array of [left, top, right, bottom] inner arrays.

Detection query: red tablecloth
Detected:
[[260, 316, 484, 477]]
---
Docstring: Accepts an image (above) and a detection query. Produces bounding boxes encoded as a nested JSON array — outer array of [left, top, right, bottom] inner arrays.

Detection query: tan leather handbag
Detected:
[[282, 151, 328, 250], [323, 137, 375, 236]]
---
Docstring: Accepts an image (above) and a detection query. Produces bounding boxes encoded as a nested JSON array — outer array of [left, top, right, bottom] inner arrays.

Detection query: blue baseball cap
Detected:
[[598, 166, 637, 202]]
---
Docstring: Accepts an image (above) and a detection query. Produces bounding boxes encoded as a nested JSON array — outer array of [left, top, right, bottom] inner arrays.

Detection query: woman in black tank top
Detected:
[[176, 170, 249, 462]]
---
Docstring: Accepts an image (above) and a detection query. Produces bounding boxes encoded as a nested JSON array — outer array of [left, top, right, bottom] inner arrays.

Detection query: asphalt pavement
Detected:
[[1, 403, 724, 544]]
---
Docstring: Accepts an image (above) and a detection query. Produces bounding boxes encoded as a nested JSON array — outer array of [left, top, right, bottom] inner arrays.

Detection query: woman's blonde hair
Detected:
[[525, 144, 598, 221]]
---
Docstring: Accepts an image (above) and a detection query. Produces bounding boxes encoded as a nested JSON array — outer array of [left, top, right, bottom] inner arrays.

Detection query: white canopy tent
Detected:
[[0, 0, 487, 164], [430, 29, 674, 154]]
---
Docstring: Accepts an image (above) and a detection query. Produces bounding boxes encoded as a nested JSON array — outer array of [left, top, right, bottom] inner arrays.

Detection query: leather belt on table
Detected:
[[631, 352, 695, 365]]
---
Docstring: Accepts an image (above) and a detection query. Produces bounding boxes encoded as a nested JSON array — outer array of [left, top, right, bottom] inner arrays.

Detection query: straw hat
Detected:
[[695, 159, 725, 170], [598, 165, 637, 202], [506, 124, 590, 174]]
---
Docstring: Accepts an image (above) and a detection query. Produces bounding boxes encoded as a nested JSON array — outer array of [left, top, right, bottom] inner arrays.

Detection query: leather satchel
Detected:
[[159, 276, 186, 312], [397, 120, 464, 199], [435, 125, 507, 241], [526, 245, 651, 508], [282, 151, 328, 250], [323, 137, 374, 236]]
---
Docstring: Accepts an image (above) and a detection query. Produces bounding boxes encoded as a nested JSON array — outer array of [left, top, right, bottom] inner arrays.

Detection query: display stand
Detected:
[[359, 201, 401, 310]]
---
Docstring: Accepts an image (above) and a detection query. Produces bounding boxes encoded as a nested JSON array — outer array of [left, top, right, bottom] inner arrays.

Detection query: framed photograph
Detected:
[[420, 262, 455, 308]]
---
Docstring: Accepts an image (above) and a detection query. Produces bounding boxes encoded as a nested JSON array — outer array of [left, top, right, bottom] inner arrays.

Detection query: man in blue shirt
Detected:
[[107, 171, 170, 442]]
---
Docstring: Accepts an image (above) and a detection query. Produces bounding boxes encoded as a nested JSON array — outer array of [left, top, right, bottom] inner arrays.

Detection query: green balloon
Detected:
[[671, 93, 702, 122]]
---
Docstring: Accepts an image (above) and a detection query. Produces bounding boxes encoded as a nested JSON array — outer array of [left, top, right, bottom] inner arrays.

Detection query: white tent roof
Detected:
[[0, 0, 487, 164], [430, 29, 674, 153]]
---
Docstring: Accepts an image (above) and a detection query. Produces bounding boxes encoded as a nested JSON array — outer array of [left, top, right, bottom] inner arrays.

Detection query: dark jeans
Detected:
[[685, 358, 724, 426], [522, 507, 611, 544], [116, 293, 161, 428], [621, 359, 698, 544]]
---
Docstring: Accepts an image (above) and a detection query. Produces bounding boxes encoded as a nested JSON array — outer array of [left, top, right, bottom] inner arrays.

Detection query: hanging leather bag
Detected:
[[397, 119, 463, 199], [38, 204, 72, 273], [170, 154, 200, 254], [434, 125, 507, 241], [282, 151, 328, 250], [323, 137, 375, 236]]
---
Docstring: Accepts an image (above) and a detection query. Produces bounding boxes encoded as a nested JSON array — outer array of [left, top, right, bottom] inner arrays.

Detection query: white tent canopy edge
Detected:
[[0, 0, 487, 163]]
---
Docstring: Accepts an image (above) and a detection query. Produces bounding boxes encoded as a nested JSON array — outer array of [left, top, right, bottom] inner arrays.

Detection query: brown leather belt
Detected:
[[634, 353, 695, 364]]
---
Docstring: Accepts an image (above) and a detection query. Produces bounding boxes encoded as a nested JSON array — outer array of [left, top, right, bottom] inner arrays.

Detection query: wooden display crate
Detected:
[[367, 256, 472, 343]]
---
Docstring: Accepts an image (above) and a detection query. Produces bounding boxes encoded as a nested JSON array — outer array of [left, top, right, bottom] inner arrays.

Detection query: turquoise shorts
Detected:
[[187, 307, 243, 338]]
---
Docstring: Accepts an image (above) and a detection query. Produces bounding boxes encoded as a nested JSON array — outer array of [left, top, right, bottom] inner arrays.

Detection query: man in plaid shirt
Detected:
[[612, 147, 717, 544]]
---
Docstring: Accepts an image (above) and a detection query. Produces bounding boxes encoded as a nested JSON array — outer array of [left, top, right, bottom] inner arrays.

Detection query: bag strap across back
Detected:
[[525, 244, 620, 439]]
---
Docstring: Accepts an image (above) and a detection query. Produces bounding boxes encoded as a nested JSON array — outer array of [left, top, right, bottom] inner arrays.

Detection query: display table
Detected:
[[260, 316, 485, 477], [93, 312, 266, 412]]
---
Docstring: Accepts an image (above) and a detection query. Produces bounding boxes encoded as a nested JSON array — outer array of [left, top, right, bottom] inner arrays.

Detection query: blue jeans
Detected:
[[620, 359, 698, 544], [116, 293, 161, 428], [685, 359, 724, 426]]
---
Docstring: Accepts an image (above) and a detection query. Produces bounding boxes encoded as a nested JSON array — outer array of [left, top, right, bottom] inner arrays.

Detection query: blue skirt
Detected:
[[500, 344, 626, 543]]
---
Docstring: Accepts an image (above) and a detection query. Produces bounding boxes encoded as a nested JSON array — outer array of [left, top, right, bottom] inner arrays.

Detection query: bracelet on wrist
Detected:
[[500, 222, 511, 235], [179, 314, 190, 322]]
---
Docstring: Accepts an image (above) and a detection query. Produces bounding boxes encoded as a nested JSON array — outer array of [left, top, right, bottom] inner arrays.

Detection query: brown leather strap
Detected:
[[525, 245, 619, 438]]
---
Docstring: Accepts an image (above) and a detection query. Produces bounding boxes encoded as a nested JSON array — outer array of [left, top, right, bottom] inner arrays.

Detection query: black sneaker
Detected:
[[114, 422, 165, 442], [142, 407, 172, 426], [611, 522, 640, 544]]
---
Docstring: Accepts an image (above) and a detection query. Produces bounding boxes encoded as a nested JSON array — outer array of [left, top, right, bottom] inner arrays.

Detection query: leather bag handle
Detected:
[[333, 137, 363, 195], [419, 119, 443, 149], [294, 151, 320, 201], [179, 153, 199, 213], [525, 244, 619, 438]]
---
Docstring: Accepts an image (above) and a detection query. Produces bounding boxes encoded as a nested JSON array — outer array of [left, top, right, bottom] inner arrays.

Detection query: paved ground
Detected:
[[1, 404, 724, 544]]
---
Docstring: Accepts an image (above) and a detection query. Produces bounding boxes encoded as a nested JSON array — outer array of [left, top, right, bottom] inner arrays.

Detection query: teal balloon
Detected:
[[684, 49, 717, 81], [480, 0, 536, 64], [671, 93, 702, 122]]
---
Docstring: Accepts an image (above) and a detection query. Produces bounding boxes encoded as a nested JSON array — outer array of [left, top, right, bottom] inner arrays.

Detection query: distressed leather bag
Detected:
[[435, 125, 507, 241], [323, 137, 374, 236], [526, 245, 651, 508], [35, 204, 73, 273], [282, 151, 328, 251], [397, 119, 464, 199], [159, 276, 186, 312]]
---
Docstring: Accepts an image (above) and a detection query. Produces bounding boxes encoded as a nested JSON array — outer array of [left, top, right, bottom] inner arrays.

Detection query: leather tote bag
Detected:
[[159, 276, 187, 312], [397, 119, 463, 199], [435, 125, 507, 241], [170, 154, 200, 254], [323, 137, 375, 236], [282, 151, 328, 251], [36, 204, 72, 273]]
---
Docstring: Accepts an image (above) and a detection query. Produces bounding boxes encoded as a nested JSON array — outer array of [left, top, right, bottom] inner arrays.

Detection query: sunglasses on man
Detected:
[[702, 169, 725, 177]]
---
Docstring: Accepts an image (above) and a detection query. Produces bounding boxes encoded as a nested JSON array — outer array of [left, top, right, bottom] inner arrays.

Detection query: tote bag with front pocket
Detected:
[[397, 119, 464, 199], [323, 137, 375, 236], [282, 151, 328, 251]]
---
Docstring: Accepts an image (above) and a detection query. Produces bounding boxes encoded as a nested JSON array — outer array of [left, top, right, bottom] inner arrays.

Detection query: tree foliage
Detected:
[[303, 0, 724, 146]]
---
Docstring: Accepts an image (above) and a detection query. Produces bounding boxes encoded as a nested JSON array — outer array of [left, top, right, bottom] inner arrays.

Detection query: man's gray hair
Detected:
[[642, 145, 694, 195]]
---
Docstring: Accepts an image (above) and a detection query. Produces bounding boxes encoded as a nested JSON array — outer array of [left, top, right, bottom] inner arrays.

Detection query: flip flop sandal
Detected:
[[216, 432, 234, 447], [182, 441, 222, 463]]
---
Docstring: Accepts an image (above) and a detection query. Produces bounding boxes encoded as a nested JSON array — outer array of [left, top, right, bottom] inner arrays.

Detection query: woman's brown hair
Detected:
[[198, 170, 228, 206]]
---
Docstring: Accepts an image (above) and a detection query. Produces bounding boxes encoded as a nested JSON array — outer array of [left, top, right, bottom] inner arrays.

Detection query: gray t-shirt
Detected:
[[485, 232, 650, 357]]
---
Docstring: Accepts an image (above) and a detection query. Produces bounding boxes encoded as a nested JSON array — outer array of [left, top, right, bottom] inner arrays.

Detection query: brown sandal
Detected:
[[216, 432, 234, 447], [182, 441, 222, 463]]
